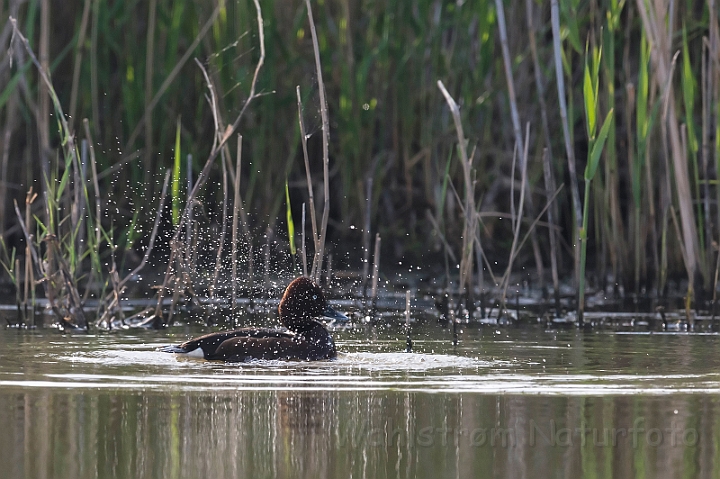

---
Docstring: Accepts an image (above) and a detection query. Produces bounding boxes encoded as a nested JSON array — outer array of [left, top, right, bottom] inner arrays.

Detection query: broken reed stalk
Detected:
[[550, 0, 583, 292], [405, 290, 412, 352], [362, 177, 372, 297], [152, 0, 265, 325], [437, 80, 476, 303], [14, 259, 21, 323], [24, 189, 36, 323], [500, 124, 530, 317], [370, 233, 381, 315], [297, 86, 319, 267], [636, 0, 700, 301], [494, 0, 544, 288], [542, 148, 561, 313], [304, 0, 330, 285], [231, 136, 242, 320]]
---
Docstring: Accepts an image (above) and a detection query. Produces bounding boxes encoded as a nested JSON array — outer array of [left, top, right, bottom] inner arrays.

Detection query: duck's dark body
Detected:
[[160, 321, 336, 361], [160, 277, 346, 362]]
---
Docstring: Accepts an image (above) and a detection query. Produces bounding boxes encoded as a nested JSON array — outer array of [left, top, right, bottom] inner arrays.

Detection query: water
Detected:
[[1, 321, 720, 478]]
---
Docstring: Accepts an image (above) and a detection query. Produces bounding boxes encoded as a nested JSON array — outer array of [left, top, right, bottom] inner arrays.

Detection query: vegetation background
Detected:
[[0, 0, 718, 306]]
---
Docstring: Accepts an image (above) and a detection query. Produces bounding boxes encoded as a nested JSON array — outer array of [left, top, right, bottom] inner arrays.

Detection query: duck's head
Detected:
[[278, 277, 348, 331]]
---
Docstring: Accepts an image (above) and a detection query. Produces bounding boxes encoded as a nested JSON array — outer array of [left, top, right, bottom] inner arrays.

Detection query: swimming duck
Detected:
[[160, 276, 348, 361]]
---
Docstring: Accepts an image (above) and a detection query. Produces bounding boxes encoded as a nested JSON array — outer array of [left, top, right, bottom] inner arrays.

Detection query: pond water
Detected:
[[1, 318, 720, 478]]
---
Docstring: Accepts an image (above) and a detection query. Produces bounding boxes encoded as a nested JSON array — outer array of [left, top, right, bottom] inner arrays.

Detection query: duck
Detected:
[[160, 276, 348, 361]]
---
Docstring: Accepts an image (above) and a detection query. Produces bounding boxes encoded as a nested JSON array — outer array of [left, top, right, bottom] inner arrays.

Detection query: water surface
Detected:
[[1, 322, 719, 478]]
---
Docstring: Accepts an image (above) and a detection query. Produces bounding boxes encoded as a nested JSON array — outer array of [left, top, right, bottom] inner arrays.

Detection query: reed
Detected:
[[579, 41, 614, 324], [304, 0, 330, 285], [4, 0, 720, 325]]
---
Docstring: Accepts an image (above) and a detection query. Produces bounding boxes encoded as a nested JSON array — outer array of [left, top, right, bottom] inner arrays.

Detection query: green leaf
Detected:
[[285, 180, 296, 256], [583, 56, 596, 137], [585, 109, 614, 181]]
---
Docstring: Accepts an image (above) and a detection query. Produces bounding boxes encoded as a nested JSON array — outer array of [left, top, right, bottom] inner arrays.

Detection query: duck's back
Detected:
[[160, 324, 337, 362]]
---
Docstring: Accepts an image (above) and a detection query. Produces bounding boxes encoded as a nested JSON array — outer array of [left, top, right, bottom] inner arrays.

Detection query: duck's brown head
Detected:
[[278, 277, 347, 331]]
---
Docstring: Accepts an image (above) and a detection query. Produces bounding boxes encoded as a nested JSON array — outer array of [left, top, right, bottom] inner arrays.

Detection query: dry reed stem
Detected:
[[153, 0, 265, 318], [437, 80, 476, 298], [37, 0, 50, 210], [500, 124, 531, 314], [542, 148, 561, 312], [550, 0, 582, 285], [636, 0, 700, 287], [297, 86, 319, 261], [196, 57, 231, 299], [362, 177, 373, 296], [231, 136, 242, 316], [304, 0, 330, 284], [301, 204, 308, 277]]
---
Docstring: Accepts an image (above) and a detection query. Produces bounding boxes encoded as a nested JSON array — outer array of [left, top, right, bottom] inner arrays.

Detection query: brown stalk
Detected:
[[153, 0, 265, 322], [304, 0, 330, 284]]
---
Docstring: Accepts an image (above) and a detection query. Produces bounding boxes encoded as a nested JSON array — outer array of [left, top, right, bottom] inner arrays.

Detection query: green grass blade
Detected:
[[285, 180, 296, 255], [585, 109, 614, 181]]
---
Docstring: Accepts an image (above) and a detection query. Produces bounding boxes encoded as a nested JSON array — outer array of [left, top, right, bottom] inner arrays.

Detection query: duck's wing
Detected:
[[208, 323, 337, 362], [206, 335, 300, 361], [159, 328, 293, 357]]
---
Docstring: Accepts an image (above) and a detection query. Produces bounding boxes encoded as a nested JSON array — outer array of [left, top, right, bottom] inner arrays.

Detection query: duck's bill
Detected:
[[323, 305, 349, 322]]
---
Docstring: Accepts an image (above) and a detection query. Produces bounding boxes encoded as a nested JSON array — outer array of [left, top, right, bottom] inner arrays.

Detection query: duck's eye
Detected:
[[312, 294, 317, 300]]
